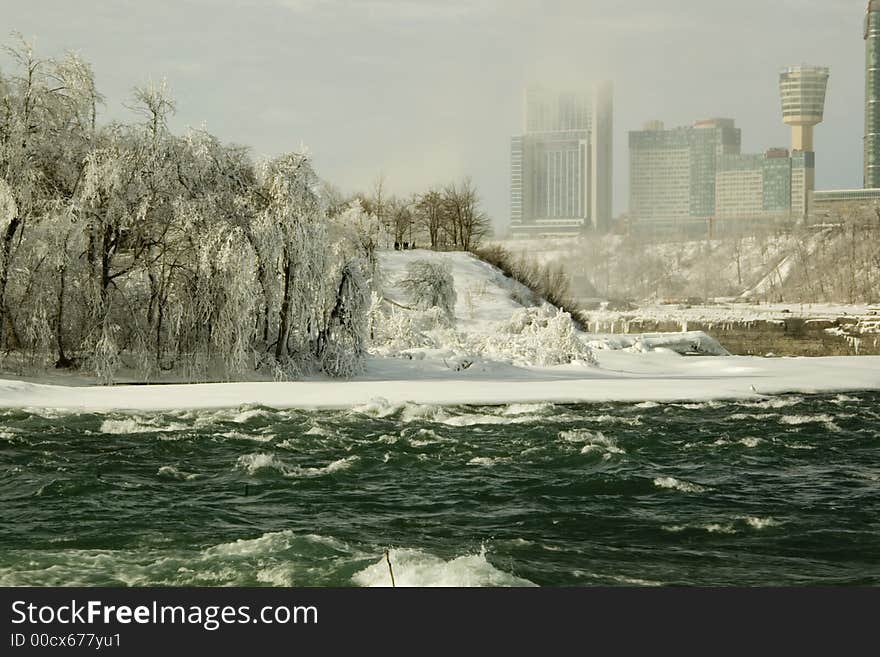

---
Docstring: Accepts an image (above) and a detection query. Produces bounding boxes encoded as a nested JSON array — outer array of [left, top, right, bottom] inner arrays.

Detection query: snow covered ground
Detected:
[[584, 301, 880, 331], [1, 249, 879, 411]]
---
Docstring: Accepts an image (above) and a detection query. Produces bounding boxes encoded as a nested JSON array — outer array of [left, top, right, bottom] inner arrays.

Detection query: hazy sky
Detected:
[[1, 1, 871, 229]]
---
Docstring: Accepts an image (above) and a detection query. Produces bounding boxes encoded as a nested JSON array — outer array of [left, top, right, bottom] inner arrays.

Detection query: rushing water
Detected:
[[1, 392, 879, 587]]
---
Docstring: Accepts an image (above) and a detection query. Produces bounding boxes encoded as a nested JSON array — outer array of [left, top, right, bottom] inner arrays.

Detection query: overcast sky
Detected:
[[1, 1, 871, 229]]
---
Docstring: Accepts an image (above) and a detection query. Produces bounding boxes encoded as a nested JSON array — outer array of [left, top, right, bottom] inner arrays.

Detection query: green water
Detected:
[[1, 393, 879, 586]]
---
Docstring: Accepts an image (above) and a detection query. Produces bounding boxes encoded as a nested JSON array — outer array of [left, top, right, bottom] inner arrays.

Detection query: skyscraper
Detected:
[[866, 0, 880, 188], [509, 82, 613, 237]]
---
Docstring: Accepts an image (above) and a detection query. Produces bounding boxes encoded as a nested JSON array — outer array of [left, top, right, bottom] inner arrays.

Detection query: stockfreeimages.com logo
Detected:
[[11, 600, 318, 632]]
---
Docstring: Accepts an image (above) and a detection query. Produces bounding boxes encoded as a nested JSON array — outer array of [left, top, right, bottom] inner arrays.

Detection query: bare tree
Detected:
[[441, 178, 490, 251], [415, 188, 445, 250]]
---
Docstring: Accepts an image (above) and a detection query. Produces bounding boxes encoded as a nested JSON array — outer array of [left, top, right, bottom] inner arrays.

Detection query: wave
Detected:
[[501, 403, 554, 416], [231, 407, 275, 423], [778, 414, 841, 432], [728, 413, 778, 421], [353, 398, 546, 427], [218, 430, 275, 443], [442, 413, 543, 427], [742, 516, 781, 530], [99, 417, 187, 434], [304, 425, 334, 437], [234, 453, 358, 478], [606, 574, 664, 586], [351, 547, 536, 587], [664, 516, 781, 534], [559, 429, 625, 455], [663, 523, 736, 534], [156, 465, 199, 481], [737, 396, 805, 410], [467, 456, 511, 467], [205, 530, 304, 558], [653, 476, 706, 494], [291, 456, 359, 478], [184, 404, 283, 428], [405, 428, 450, 447], [351, 397, 403, 418], [588, 414, 643, 426], [235, 452, 288, 475]]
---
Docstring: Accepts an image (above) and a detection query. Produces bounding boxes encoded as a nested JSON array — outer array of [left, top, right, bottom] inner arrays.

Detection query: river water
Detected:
[[1, 393, 878, 586]]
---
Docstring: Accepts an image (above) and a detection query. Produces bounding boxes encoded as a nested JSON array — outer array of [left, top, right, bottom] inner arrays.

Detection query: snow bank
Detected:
[[1, 353, 879, 410], [1, 249, 879, 410], [590, 331, 730, 356]]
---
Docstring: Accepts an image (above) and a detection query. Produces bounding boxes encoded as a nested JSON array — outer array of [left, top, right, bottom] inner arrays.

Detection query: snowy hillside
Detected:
[[2, 248, 879, 410], [369, 249, 596, 372], [379, 249, 535, 337]]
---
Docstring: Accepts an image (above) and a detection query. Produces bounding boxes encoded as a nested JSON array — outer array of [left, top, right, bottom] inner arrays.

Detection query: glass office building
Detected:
[[866, 1, 880, 188]]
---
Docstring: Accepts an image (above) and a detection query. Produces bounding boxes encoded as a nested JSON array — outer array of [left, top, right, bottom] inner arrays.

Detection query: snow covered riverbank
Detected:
[[1, 351, 880, 411], [2, 249, 879, 411]]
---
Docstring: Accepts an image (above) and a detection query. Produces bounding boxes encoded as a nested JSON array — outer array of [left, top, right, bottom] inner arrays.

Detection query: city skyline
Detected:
[[0, 1, 870, 229]]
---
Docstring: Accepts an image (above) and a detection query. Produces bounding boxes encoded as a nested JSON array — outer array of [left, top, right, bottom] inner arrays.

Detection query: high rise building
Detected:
[[509, 82, 613, 237], [716, 149, 810, 221], [866, 1, 880, 188], [629, 118, 810, 232], [628, 119, 740, 230]]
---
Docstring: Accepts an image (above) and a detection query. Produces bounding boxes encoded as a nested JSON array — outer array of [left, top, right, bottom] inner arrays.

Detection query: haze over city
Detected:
[[1, 0, 869, 229]]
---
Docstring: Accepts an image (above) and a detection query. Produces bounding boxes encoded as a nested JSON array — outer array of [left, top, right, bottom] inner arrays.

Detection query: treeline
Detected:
[[777, 214, 880, 304], [327, 177, 492, 252], [505, 212, 880, 306], [0, 38, 381, 382]]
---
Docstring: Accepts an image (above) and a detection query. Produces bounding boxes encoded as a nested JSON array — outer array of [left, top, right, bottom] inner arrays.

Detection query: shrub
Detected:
[[397, 259, 457, 322]]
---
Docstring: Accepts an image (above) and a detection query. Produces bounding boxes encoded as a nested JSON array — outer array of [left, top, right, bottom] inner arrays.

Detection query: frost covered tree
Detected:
[[0, 39, 370, 383], [318, 259, 369, 377], [0, 38, 102, 351], [398, 259, 457, 322], [329, 199, 387, 284], [252, 152, 329, 373]]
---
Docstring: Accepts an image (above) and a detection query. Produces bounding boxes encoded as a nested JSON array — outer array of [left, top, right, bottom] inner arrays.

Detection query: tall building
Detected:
[[808, 3, 880, 219], [590, 80, 614, 232], [629, 118, 811, 232], [866, 1, 880, 188], [778, 65, 828, 215], [509, 82, 613, 237], [628, 119, 740, 230], [716, 149, 810, 221]]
